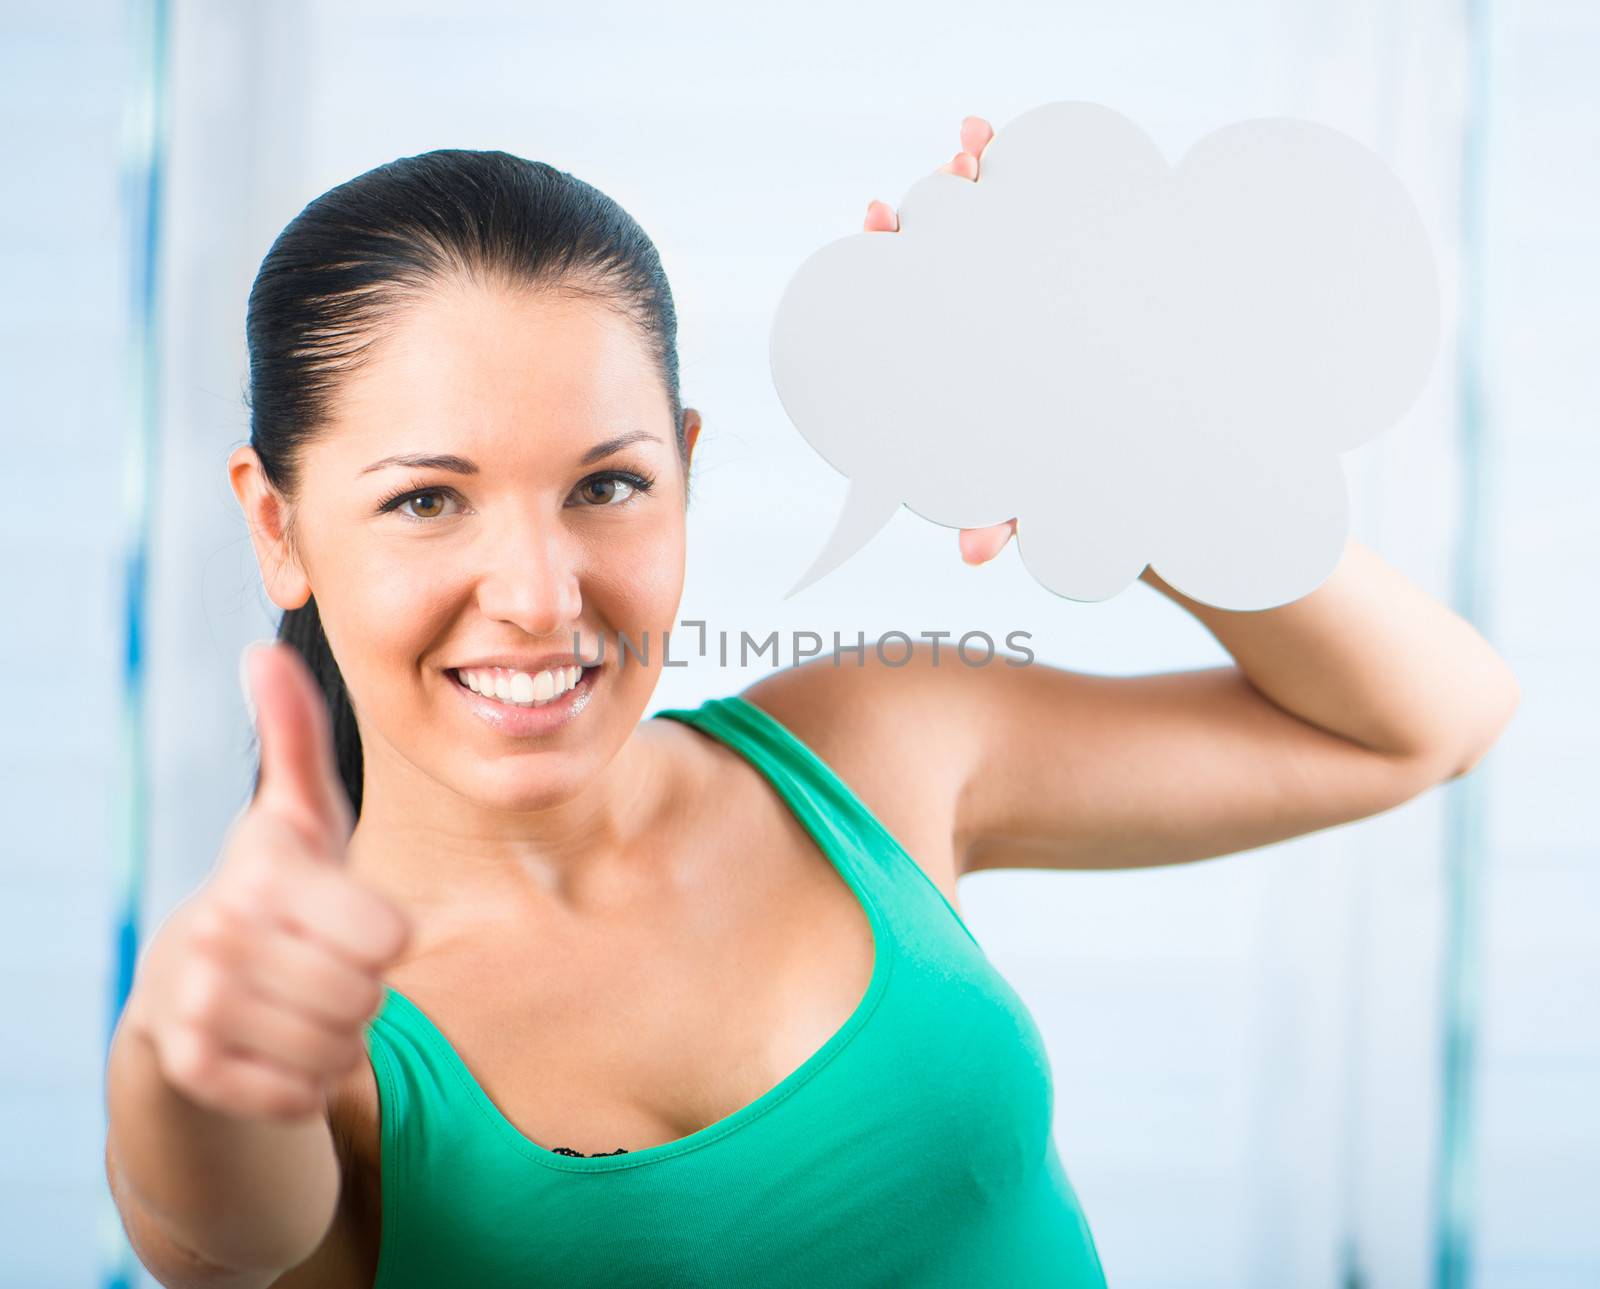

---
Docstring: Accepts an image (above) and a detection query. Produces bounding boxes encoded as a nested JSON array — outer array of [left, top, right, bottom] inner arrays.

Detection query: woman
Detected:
[[104, 117, 1520, 1287]]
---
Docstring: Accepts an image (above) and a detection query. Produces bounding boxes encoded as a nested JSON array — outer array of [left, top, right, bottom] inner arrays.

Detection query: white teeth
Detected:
[[456, 664, 585, 708]]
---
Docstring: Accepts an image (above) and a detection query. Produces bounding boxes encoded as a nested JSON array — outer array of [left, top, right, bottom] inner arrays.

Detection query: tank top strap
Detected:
[[652, 693, 982, 950], [363, 983, 470, 1163]]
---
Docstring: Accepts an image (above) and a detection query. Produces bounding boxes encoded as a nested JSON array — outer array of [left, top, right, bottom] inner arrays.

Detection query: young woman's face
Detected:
[[245, 277, 698, 814]]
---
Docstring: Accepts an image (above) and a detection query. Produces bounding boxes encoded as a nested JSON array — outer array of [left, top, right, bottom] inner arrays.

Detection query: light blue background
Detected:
[[3, 1, 1595, 1286]]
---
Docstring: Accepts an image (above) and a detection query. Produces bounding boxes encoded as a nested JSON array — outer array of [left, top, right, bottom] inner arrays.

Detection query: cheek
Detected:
[[322, 541, 462, 673], [582, 517, 687, 619]]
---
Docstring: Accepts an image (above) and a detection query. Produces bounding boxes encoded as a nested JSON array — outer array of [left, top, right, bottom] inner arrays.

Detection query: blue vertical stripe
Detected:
[[1433, 0, 1495, 1286], [104, 0, 170, 1285]]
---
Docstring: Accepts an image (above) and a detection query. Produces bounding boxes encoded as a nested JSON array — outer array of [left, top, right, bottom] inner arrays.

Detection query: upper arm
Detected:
[[945, 653, 1455, 872], [745, 644, 1456, 877]]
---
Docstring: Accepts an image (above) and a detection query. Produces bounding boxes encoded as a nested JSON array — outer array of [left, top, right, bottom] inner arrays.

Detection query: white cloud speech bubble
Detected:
[[769, 101, 1440, 610]]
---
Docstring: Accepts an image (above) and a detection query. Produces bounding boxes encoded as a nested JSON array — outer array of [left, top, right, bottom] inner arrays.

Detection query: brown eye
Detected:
[[404, 491, 447, 518], [575, 476, 638, 506], [387, 489, 462, 520]]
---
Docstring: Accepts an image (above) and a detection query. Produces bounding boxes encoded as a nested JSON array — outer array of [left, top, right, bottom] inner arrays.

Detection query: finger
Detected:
[[251, 841, 412, 971], [863, 199, 898, 233], [959, 115, 994, 164], [938, 150, 979, 181], [216, 819, 411, 970], [245, 641, 352, 851], [871, 118, 994, 236], [208, 989, 367, 1080], [238, 921, 388, 1029], [959, 519, 1018, 565], [161, 1024, 325, 1120]]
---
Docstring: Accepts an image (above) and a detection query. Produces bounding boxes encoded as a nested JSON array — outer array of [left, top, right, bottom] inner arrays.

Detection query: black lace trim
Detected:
[[548, 1145, 631, 1157]]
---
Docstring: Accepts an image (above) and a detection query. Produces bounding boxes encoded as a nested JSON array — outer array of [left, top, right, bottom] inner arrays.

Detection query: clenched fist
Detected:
[[124, 641, 412, 1121]]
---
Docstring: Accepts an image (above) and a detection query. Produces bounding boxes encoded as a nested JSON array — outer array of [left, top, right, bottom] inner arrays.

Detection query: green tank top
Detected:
[[363, 693, 1107, 1286]]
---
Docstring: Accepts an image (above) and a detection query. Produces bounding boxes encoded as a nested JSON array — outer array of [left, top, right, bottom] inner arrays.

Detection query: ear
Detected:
[[228, 445, 311, 611], [682, 407, 703, 465]]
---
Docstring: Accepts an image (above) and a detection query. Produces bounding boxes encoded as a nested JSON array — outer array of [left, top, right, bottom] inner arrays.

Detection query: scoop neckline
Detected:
[[373, 693, 895, 1173]]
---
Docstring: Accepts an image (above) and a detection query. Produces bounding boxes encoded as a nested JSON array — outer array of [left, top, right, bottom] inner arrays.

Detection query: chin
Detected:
[[453, 757, 595, 814]]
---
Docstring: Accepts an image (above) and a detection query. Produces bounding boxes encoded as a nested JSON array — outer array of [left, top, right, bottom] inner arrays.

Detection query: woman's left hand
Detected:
[[862, 114, 1019, 568]]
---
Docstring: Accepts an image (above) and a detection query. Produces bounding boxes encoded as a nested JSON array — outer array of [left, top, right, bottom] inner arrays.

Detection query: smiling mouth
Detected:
[[447, 665, 600, 708]]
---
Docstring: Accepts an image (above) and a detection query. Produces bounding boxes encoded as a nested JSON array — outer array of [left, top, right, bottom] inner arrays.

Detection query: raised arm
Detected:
[[104, 644, 410, 1284]]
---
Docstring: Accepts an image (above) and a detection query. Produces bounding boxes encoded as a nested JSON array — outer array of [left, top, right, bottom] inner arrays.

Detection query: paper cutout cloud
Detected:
[[769, 101, 1440, 609]]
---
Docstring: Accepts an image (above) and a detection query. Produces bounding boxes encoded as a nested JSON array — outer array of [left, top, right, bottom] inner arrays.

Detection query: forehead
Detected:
[[325, 278, 662, 455]]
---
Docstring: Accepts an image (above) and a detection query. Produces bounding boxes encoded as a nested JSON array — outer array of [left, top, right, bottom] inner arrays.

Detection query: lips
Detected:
[[444, 662, 600, 737], [447, 652, 595, 673]]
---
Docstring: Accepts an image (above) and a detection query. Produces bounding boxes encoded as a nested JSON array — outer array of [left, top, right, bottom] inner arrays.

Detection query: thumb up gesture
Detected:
[[124, 642, 412, 1120]]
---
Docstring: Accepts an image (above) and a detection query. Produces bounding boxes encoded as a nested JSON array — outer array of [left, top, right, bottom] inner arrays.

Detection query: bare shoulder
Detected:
[[736, 647, 976, 908]]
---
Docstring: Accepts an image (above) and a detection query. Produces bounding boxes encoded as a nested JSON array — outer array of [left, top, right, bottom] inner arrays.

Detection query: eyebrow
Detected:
[[358, 431, 663, 477]]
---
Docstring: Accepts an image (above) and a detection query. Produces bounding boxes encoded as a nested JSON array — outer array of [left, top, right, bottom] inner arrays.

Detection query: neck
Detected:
[[345, 719, 679, 952]]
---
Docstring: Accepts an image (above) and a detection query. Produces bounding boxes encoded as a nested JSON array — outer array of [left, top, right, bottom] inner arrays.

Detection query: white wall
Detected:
[[1, 4, 140, 1286], [1472, 2, 1600, 1283]]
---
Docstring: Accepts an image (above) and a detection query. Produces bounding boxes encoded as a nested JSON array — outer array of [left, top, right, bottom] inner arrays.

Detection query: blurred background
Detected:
[[4, 1, 1595, 1285]]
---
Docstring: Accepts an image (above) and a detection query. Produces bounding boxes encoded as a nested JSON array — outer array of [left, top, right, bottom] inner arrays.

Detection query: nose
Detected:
[[474, 512, 584, 637]]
